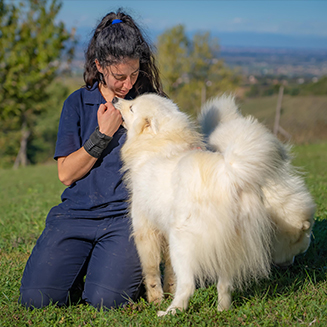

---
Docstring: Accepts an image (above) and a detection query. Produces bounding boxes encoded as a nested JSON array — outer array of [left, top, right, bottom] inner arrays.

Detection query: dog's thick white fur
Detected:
[[199, 95, 315, 267], [114, 94, 288, 316]]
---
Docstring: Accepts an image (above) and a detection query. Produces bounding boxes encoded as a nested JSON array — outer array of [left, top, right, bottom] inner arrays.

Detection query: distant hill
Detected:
[[212, 32, 327, 50], [238, 95, 327, 144], [70, 27, 327, 79], [75, 25, 327, 50], [218, 46, 327, 78], [60, 73, 327, 145]]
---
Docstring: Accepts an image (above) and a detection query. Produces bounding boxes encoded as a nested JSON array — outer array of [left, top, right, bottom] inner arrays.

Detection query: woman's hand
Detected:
[[57, 102, 122, 186], [97, 102, 122, 137]]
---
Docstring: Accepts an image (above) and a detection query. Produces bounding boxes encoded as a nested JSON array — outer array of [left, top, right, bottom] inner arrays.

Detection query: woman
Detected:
[[20, 10, 165, 309]]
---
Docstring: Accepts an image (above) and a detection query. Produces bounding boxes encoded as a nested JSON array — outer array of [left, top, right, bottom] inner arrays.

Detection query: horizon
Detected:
[[57, 0, 327, 50]]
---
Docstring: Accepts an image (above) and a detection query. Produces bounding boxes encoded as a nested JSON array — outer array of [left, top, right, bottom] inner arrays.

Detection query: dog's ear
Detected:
[[302, 221, 311, 231], [145, 117, 159, 134], [134, 117, 158, 135]]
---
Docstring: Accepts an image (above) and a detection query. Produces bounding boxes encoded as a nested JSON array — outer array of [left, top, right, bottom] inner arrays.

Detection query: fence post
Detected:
[[273, 85, 284, 135]]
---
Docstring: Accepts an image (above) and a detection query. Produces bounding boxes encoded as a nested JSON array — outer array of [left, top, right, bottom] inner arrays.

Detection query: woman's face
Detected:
[[96, 58, 140, 99]]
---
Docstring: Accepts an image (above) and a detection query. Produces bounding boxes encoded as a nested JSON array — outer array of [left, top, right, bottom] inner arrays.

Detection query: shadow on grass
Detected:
[[124, 220, 327, 315], [57, 220, 327, 313], [231, 219, 327, 308]]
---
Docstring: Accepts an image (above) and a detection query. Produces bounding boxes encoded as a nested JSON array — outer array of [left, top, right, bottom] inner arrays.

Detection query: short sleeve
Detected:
[[54, 94, 82, 160]]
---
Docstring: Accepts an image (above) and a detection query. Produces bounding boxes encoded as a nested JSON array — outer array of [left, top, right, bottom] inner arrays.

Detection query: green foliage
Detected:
[[0, 143, 327, 326], [156, 25, 240, 116], [0, 78, 70, 168], [0, 0, 76, 167], [27, 79, 70, 164], [300, 76, 327, 96], [156, 25, 189, 96]]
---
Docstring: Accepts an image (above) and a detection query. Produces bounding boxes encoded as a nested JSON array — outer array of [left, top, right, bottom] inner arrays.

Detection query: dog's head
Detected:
[[113, 94, 180, 138], [272, 219, 313, 267]]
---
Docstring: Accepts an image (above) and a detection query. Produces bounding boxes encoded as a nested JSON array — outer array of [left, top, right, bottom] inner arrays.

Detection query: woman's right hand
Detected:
[[97, 102, 122, 137], [57, 102, 123, 186]]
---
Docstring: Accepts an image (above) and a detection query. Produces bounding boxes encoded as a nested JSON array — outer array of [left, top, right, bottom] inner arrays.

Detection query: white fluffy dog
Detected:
[[199, 95, 315, 267], [114, 94, 291, 315]]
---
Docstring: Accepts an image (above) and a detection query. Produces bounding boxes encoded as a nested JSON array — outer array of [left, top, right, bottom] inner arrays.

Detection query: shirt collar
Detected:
[[84, 81, 106, 105]]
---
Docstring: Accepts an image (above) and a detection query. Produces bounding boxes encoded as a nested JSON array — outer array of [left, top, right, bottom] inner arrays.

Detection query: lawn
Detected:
[[0, 142, 326, 326], [240, 95, 327, 144]]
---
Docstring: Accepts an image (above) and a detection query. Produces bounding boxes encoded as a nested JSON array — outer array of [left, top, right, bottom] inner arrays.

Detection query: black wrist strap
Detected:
[[83, 127, 112, 158]]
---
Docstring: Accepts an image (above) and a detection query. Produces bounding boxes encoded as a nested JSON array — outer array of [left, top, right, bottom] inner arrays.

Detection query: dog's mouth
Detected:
[[112, 97, 124, 121], [112, 97, 119, 105]]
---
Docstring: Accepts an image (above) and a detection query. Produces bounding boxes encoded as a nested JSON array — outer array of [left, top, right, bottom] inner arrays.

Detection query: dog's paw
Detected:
[[217, 302, 232, 311], [157, 308, 176, 317], [147, 286, 164, 304], [152, 296, 163, 305], [217, 305, 225, 312], [157, 310, 167, 317]]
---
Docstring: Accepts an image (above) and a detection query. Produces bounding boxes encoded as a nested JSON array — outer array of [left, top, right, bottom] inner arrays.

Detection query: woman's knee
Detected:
[[84, 283, 137, 310], [19, 287, 68, 309]]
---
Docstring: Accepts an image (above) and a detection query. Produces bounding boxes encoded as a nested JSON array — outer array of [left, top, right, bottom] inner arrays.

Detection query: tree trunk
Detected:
[[13, 119, 31, 169], [201, 83, 206, 107]]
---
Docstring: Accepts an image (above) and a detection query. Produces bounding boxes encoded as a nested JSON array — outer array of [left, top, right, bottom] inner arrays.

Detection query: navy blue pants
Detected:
[[19, 214, 143, 309]]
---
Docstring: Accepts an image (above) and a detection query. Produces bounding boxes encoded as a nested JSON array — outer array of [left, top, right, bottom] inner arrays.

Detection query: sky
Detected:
[[57, 0, 327, 49]]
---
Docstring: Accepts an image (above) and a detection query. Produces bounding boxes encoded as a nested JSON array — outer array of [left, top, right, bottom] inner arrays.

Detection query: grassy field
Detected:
[[0, 142, 327, 326], [239, 95, 327, 145]]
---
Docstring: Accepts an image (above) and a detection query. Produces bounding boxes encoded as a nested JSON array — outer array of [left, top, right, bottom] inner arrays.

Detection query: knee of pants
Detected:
[[84, 283, 135, 310], [19, 287, 68, 309]]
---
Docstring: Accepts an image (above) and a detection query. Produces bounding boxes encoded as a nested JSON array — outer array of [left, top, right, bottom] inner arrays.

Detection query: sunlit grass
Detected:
[[0, 142, 326, 326], [240, 95, 327, 144]]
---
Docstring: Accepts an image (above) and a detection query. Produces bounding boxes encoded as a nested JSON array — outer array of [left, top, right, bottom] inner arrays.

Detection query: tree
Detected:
[[0, 0, 76, 168], [156, 26, 240, 116], [156, 25, 189, 95]]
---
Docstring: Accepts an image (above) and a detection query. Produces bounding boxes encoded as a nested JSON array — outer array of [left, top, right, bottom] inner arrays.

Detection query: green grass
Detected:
[[1, 143, 327, 326], [239, 95, 327, 145]]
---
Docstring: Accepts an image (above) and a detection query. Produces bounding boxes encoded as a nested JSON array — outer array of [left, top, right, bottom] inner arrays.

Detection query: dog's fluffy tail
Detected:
[[189, 95, 286, 287], [198, 94, 241, 139], [199, 95, 284, 189]]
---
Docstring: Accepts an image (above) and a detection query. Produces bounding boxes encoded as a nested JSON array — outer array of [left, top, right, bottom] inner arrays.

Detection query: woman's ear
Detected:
[[95, 59, 103, 74]]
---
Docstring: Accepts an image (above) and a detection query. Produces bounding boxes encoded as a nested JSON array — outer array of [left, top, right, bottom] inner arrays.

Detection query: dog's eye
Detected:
[[130, 105, 134, 113]]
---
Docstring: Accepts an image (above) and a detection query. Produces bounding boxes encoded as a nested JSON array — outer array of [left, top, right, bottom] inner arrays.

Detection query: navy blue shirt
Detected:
[[50, 82, 129, 219]]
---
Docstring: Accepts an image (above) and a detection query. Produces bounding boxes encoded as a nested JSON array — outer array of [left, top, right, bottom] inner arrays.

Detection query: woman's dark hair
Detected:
[[84, 9, 165, 97]]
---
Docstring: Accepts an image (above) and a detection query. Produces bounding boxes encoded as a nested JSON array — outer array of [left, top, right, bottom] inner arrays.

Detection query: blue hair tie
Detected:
[[112, 19, 122, 25]]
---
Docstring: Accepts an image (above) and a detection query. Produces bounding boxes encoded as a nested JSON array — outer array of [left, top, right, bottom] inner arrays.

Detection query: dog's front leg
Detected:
[[162, 238, 176, 298], [133, 224, 164, 304], [217, 276, 233, 311], [157, 231, 195, 316]]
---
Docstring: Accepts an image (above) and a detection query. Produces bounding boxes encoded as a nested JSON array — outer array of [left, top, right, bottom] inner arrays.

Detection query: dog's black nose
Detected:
[[112, 97, 118, 104]]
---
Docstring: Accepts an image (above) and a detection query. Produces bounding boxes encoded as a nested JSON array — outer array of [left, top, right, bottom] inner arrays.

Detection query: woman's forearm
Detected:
[[57, 103, 122, 186], [57, 148, 98, 186]]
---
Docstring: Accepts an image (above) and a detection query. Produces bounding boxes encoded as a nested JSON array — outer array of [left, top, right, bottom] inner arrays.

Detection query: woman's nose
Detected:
[[124, 77, 133, 90]]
